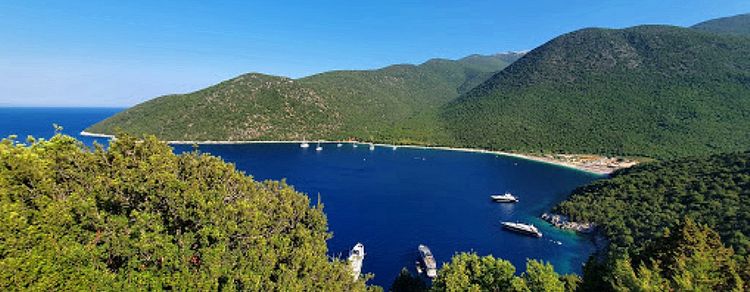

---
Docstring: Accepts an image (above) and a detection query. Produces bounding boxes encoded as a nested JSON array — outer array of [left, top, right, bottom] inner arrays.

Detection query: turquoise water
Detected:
[[0, 107, 602, 287]]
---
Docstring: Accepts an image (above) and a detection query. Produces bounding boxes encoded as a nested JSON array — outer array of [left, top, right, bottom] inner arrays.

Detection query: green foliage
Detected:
[[608, 257, 670, 292], [86, 54, 522, 145], [431, 253, 516, 292], [442, 25, 750, 159], [428, 221, 747, 291], [431, 253, 568, 292], [608, 219, 744, 291], [0, 134, 370, 291], [559, 274, 582, 292], [692, 13, 750, 36], [522, 260, 565, 292], [390, 268, 427, 292], [553, 151, 750, 256]]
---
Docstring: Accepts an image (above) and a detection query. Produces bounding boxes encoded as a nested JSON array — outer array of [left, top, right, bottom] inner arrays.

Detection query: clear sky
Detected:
[[1, 1, 749, 107]]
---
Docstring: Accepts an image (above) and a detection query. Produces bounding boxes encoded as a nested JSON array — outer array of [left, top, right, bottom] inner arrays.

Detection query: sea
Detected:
[[0, 107, 602, 287]]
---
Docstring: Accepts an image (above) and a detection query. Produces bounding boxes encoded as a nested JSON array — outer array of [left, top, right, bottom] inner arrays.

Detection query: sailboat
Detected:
[[369, 143, 375, 151], [315, 142, 323, 151], [300, 139, 310, 148]]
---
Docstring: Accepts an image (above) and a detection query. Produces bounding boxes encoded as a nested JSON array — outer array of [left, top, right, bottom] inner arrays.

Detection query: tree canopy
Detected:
[[0, 134, 370, 291], [605, 219, 746, 291], [430, 253, 567, 292], [553, 150, 750, 256]]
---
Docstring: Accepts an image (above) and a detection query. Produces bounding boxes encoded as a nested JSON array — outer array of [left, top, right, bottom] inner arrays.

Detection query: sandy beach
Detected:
[[80, 131, 637, 175]]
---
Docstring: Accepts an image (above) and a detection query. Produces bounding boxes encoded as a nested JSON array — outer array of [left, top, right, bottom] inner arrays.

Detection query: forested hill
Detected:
[[442, 25, 750, 159], [692, 13, 750, 36], [553, 150, 750, 256], [86, 53, 523, 144]]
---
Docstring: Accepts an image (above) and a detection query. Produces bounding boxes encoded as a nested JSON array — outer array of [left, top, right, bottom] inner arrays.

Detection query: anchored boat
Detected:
[[418, 244, 437, 278], [491, 192, 519, 203], [348, 243, 365, 280], [315, 142, 323, 151], [501, 221, 542, 237]]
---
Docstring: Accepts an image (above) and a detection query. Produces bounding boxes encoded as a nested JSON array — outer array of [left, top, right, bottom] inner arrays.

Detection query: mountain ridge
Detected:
[[692, 13, 750, 36], [86, 53, 523, 144], [441, 24, 750, 159]]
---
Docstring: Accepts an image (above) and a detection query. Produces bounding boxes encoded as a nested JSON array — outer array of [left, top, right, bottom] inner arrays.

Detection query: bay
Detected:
[[0, 107, 601, 287]]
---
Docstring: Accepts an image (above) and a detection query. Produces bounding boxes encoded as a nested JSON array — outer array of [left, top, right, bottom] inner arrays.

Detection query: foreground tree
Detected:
[[431, 253, 567, 292], [522, 260, 565, 292], [608, 218, 744, 291], [431, 253, 517, 292], [0, 134, 371, 291], [390, 268, 427, 292]]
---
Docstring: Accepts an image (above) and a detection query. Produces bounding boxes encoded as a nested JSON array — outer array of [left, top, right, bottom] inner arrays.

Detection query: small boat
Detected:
[[337, 143, 343, 147], [300, 140, 310, 148], [415, 260, 423, 274], [369, 144, 375, 151], [418, 244, 437, 278], [491, 192, 519, 203], [348, 243, 365, 280], [501, 221, 543, 238], [315, 142, 323, 151], [392, 145, 397, 150], [353, 143, 359, 148]]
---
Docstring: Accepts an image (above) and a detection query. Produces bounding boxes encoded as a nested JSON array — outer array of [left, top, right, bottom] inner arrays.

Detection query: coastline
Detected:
[[80, 131, 636, 175]]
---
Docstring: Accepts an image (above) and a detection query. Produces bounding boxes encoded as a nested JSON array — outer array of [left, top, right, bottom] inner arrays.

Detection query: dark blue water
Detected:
[[1, 107, 601, 287], [0, 107, 120, 146]]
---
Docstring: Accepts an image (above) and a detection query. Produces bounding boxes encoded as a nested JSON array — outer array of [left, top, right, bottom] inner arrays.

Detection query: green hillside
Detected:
[[86, 53, 522, 144], [692, 13, 750, 36], [442, 25, 750, 159], [554, 150, 750, 256]]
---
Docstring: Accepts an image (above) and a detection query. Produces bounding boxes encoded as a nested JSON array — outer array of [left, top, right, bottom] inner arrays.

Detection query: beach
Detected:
[[80, 131, 638, 175]]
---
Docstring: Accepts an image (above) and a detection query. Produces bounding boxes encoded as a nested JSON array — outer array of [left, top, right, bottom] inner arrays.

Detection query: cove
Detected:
[[0, 108, 602, 287], [171, 142, 602, 287]]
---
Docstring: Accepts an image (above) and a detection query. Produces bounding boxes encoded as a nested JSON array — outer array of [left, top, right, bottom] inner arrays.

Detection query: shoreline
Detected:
[[80, 131, 635, 175]]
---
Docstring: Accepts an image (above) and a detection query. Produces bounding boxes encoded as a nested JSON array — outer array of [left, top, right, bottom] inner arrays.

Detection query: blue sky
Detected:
[[1, 1, 749, 107]]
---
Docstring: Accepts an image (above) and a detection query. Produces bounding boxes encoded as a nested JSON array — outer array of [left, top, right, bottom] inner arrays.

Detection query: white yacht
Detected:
[[418, 244, 437, 278], [300, 140, 309, 148], [315, 142, 323, 151], [501, 222, 542, 237], [348, 243, 365, 280], [369, 143, 375, 151], [490, 192, 519, 203]]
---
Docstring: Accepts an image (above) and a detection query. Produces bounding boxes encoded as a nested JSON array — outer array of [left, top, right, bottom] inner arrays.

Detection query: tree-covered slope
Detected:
[[442, 25, 750, 158], [692, 13, 750, 36], [553, 151, 750, 256], [0, 134, 372, 290], [86, 53, 521, 144]]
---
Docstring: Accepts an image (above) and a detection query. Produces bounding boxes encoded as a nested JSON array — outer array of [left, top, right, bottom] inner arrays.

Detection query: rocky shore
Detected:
[[541, 213, 596, 233]]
